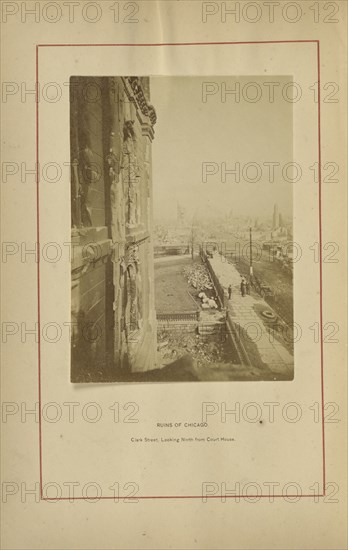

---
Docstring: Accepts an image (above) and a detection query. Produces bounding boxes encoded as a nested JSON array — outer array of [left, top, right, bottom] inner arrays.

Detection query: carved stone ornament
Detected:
[[125, 245, 140, 267], [127, 77, 157, 126]]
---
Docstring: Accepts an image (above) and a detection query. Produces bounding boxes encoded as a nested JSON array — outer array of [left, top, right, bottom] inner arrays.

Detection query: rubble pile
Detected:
[[198, 292, 218, 309], [182, 264, 213, 291], [157, 330, 224, 367]]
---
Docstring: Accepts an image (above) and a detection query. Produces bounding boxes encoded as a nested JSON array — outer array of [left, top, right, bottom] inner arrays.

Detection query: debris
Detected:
[[183, 264, 213, 291], [158, 341, 169, 349]]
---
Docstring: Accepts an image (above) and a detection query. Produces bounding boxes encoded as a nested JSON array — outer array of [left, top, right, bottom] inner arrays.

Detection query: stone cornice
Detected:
[[122, 77, 157, 140], [127, 77, 157, 125]]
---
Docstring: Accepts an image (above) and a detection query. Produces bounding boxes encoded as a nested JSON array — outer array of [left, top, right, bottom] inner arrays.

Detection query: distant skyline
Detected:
[[151, 76, 293, 219], [154, 207, 292, 224]]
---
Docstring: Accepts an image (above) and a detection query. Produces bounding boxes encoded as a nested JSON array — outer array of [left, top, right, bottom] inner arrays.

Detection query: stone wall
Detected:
[[70, 76, 157, 381]]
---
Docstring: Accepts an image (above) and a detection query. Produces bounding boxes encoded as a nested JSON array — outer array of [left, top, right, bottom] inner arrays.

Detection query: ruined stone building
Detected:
[[70, 76, 157, 382]]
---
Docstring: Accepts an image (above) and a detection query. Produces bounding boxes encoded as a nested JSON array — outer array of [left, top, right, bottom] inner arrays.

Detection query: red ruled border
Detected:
[[35, 40, 325, 501]]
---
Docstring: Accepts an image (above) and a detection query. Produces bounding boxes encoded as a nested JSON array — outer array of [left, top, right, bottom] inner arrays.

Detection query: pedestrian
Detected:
[[240, 279, 246, 297], [228, 284, 232, 300]]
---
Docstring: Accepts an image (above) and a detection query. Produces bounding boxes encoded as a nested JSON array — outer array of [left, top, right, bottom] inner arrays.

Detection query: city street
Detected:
[[209, 252, 294, 380]]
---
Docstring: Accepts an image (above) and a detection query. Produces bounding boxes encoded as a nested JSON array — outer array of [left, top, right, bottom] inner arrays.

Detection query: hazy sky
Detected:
[[150, 76, 293, 220]]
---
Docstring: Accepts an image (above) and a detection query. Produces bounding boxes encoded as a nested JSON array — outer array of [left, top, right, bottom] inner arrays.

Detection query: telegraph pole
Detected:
[[249, 227, 253, 278]]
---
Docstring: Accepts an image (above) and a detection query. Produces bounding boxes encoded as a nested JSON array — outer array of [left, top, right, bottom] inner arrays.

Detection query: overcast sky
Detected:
[[150, 76, 293, 221]]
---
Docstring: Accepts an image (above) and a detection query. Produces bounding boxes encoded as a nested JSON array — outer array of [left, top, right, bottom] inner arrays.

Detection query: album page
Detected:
[[1, 1, 347, 549]]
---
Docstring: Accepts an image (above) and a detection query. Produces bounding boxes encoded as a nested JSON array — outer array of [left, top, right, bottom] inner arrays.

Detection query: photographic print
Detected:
[[70, 76, 294, 383], [2, 1, 347, 546]]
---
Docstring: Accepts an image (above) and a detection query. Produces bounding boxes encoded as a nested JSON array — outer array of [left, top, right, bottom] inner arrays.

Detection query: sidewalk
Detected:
[[208, 253, 294, 378]]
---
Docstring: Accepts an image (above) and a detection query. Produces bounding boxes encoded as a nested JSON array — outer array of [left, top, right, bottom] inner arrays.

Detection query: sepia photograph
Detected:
[[70, 75, 294, 383], [2, 5, 347, 546]]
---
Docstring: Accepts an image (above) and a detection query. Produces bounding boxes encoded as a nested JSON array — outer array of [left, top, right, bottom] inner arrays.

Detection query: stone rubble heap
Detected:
[[157, 330, 224, 367], [182, 264, 213, 291]]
